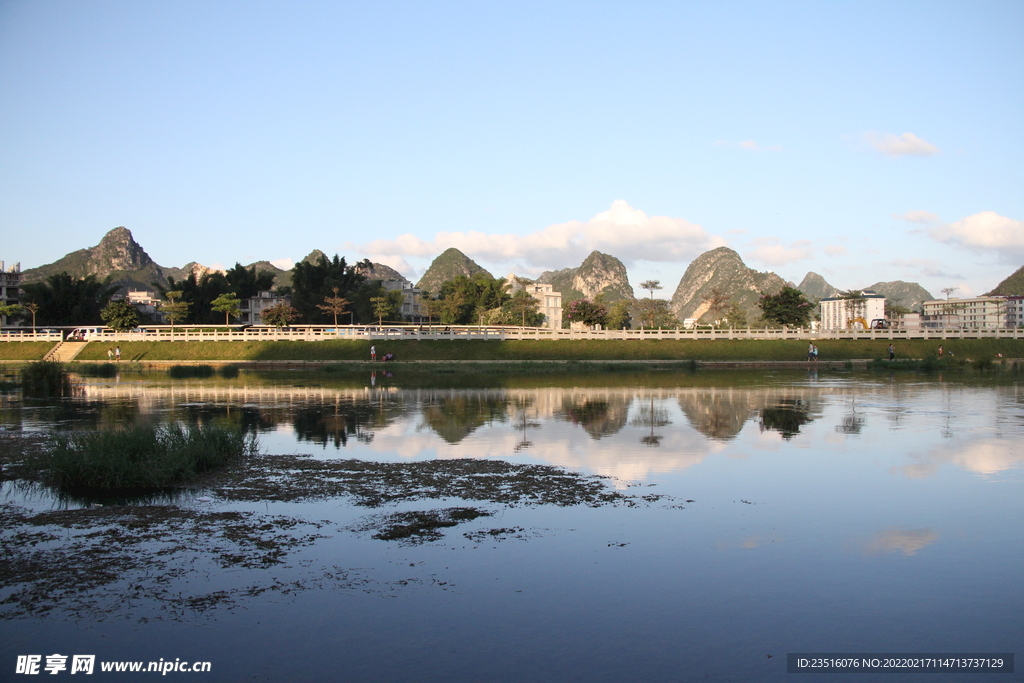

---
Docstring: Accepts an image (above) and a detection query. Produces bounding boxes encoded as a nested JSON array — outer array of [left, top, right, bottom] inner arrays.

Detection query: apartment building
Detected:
[[505, 274, 563, 329], [922, 296, 1023, 328], [382, 280, 426, 322], [0, 261, 22, 327], [818, 290, 886, 330]]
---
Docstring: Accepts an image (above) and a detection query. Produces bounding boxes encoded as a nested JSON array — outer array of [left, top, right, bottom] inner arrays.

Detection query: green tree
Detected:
[[225, 263, 275, 299], [503, 290, 544, 327], [20, 272, 118, 326], [0, 303, 21, 327], [757, 286, 812, 327], [159, 291, 191, 330], [605, 299, 632, 330], [316, 287, 350, 326], [639, 280, 662, 299], [260, 302, 299, 328], [436, 274, 510, 325], [635, 298, 678, 328], [211, 292, 242, 324], [100, 300, 140, 332], [369, 290, 403, 325], [290, 254, 367, 323], [723, 301, 748, 328], [565, 299, 607, 327]]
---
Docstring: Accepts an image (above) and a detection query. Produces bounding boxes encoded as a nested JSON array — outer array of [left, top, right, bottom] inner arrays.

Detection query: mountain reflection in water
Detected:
[[1, 375, 1012, 481]]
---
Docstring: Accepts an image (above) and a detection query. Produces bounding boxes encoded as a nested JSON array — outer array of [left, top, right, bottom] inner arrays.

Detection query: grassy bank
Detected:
[[0, 342, 53, 361], [72, 338, 1024, 363]]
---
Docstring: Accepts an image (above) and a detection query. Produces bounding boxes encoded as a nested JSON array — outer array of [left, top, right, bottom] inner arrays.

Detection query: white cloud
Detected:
[[899, 210, 941, 224], [823, 244, 847, 256], [716, 139, 782, 152], [864, 527, 938, 556], [747, 237, 813, 266], [929, 211, 1024, 256], [355, 200, 726, 273], [270, 258, 294, 270], [865, 131, 940, 157]]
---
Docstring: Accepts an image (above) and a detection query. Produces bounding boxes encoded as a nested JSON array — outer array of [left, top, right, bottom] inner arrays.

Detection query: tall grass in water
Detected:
[[74, 362, 119, 378], [39, 423, 258, 490], [168, 364, 216, 378], [21, 360, 72, 397]]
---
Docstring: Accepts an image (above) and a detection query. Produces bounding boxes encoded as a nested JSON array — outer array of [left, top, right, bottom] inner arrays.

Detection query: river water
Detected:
[[1, 368, 1021, 682]]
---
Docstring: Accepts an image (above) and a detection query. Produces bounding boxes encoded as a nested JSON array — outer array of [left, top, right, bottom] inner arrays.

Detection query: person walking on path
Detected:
[[807, 342, 814, 362], [107, 348, 114, 361], [889, 344, 895, 361], [114, 346, 121, 362], [370, 344, 376, 362], [812, 344, 819, 362]]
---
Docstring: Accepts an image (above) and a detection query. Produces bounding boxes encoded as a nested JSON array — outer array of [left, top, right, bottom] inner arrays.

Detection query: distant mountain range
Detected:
[[794, 272, 935, 311], [22, 227, 1021, 321]]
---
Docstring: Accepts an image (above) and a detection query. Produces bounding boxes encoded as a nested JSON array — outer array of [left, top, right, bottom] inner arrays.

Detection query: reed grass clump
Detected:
[[20, 360, 72, 397], [168, 364, 216, 378], [38, 423, 258, 490], [74, 362, 119, 378], [218, 364, 240, 378]]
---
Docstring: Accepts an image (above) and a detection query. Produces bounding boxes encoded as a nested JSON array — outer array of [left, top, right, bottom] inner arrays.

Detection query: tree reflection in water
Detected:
[[631, 396, 671, 447], [421, 394, 510, 444], [759, 399, 813, 440], [293, 395, 403, 448], [560, 397, 629, 440]]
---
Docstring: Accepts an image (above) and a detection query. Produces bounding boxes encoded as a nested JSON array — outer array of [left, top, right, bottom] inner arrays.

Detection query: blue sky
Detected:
[[1, 1, 1022, 298]]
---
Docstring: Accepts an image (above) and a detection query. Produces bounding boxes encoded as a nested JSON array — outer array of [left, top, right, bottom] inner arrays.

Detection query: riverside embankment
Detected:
[[4, 338, 1023, 364]]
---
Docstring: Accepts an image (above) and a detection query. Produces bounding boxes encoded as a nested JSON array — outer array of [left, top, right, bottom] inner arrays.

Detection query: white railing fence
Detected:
[[2, 325, 1023, 343]]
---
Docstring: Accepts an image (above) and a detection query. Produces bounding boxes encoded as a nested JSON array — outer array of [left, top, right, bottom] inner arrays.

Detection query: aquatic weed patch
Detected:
[[205, 455, 637, 507], [357, 507, 492, 543], [0, 503, 331, 620]]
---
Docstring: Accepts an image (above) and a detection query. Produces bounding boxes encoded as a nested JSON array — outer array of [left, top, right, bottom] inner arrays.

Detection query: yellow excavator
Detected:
[[847, 317, 868, 329]]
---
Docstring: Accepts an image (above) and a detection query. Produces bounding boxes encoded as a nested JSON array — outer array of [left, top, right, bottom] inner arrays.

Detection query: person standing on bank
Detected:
[[114, 346, 121, 362], [808, 342, 814, 362], [370, 344, 376, 362], [938, 345, 944, 359], [889, 344, 895, 361]]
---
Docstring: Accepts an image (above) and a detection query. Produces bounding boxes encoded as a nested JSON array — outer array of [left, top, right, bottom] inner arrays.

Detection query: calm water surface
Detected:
[[1, 369, 1022, 682]]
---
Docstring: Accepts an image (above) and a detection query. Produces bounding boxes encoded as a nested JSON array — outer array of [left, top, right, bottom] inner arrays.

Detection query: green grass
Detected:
[[0, 342, 54, 361], [71, 338, 1024, 362], [36, 423, 259, 491]]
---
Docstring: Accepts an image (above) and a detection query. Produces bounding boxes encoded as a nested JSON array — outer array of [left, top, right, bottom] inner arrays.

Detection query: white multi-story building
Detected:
[[818, 290, 886, 330], [240, 291, 290, 325], [382, 280, 426, 322], [506, 274, 562, 329], [0, 261, 22, 327], [922, 296, 1022, 328], [122, 289, 165, 322]]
